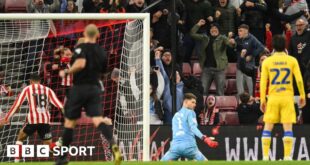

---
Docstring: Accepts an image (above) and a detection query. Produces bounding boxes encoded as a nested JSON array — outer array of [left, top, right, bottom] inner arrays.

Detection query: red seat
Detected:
[[4, 0, 27, 13], [192, 63, 202, 78], [219, 111, 239, 125], [208, 81, 227, 95], [182, 63, 192, 77], [225, 63, 237, 78], [208, 81, 217, 94], [215, 96, 238, 111], [203, 95, 208, 102], [225, 79, 237, 95]]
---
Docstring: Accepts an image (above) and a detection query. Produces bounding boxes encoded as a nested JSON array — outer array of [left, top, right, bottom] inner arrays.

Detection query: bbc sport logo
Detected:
[[7, 145, 95, 157]]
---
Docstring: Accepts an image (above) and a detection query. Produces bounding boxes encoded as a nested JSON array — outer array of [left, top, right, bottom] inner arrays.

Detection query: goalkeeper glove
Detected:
[[202, 135, 218, 148]]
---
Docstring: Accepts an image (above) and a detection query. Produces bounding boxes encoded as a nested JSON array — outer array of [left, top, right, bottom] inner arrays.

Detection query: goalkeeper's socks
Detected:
[[97, 123, 115, 145], [15, 141, 23, 162], [283, 131, 294, 160], [261, 130, 271, 160]]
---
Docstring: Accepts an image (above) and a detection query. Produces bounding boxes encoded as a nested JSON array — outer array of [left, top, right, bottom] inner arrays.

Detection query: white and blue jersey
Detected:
[[172, 107, 203, 145], [161, 107, 206, 161]]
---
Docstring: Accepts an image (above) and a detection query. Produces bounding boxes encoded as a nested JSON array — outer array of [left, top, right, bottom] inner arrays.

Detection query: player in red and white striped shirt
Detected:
[[0, 74, 64, 162], [61, 63, 73, 87], [60, 48, 73, 102]]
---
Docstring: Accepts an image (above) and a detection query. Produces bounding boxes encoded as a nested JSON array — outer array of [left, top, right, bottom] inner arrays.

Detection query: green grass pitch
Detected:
[[1, 161, 309, 165]]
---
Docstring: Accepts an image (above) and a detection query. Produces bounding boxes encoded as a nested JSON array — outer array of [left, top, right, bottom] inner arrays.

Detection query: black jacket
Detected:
[[237, 103, 263, 124], [239, 56, 257, 78], [240, 0, 267, 29], [183, 76, 204, 118], [289, 28, 310, 75], [154, 100, 164, 120], [182, 0, 213, 33], [215, 3, 240, 35]]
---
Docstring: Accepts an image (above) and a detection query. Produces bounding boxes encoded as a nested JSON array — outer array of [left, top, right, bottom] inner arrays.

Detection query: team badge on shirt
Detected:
[[75, 48, 82, 54]]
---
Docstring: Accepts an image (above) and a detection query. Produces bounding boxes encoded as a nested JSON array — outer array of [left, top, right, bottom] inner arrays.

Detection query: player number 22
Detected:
[[270, 68, 290, 85]]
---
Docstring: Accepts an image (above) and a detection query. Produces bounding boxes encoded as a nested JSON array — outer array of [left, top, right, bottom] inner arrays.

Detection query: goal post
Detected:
[[0, 13, 150, 162]]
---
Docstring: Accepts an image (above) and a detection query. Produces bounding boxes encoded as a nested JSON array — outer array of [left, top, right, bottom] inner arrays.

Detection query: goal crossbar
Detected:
[[0, 13, 150, 20]]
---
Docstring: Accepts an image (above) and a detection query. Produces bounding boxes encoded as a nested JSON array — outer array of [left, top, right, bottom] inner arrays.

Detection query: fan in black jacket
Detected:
[[237, 92, 263, 124]]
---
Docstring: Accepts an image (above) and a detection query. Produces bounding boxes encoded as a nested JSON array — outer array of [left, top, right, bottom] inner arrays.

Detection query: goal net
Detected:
[[0, 14, 150, 162]]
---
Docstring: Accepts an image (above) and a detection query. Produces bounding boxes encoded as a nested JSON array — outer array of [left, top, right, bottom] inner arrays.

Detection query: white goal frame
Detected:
[[0, 13, 150, 161]]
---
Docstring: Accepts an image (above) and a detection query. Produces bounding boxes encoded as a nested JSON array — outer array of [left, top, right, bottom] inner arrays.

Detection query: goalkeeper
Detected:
[[56, 24, 121, 165], [161, 93, 218, 161]]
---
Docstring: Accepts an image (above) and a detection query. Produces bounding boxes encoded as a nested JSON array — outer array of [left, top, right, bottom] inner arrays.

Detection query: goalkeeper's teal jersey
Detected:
[[171, 107, 204, 145]]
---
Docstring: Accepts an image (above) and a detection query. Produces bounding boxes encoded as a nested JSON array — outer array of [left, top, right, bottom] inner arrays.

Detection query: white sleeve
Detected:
[[130, 72, 141, 101], [156, 71, 164, 99]]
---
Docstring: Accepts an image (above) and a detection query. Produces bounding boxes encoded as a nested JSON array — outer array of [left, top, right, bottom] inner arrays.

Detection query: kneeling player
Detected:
[[0, 74, 64, 162], [161, 93, 218, 161]]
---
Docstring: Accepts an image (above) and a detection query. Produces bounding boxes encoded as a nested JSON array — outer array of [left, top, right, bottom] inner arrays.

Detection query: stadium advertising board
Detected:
[[2, 125, 309, 161], [150, 125, 310, 161]]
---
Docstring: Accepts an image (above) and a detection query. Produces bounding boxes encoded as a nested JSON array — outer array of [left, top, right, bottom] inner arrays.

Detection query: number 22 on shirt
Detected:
[[270, 68, 291, 85]]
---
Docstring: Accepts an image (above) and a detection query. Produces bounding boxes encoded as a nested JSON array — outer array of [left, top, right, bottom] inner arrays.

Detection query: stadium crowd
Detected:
[[1, 0, 310, 126]]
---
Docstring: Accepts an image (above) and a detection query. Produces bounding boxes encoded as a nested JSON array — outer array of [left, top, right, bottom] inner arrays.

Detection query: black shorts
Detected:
[[65, 85, 103, 120], [22, 124, 52, 140]]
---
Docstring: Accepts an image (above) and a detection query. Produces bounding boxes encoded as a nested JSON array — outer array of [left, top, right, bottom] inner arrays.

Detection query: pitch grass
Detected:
[[1, 161, 309, 165]]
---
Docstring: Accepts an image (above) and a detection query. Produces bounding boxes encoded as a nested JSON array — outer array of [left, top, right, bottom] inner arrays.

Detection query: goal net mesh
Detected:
[[0, 18, 145, 162], [114, 20, 144, 161]]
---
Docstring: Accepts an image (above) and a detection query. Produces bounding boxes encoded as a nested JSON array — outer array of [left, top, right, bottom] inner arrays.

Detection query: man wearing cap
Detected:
[[190, 19, 235, 96]]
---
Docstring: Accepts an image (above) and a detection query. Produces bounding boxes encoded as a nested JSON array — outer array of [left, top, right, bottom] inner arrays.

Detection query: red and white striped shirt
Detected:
[[61, 64, 73, 87], [5, 84, 63, 124]]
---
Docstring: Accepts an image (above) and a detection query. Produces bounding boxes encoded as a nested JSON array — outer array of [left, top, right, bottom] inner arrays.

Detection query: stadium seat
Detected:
[[182, 63, 192, 77], [208, 81, 217, 94], [215, 96, 238, 111], [207, 81, 227, 95], [225, 79, 237, 95], [192, 63, 202, 78], [203, 95, 207, 103], [225, 63, 237, 78], [4, 0, 27, 13], [219, 111, 239, 125]]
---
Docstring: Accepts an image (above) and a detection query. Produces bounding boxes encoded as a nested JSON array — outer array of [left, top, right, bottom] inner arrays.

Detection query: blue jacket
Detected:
[[235, 33, 265, 68], [156, 59, 184, 124]]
